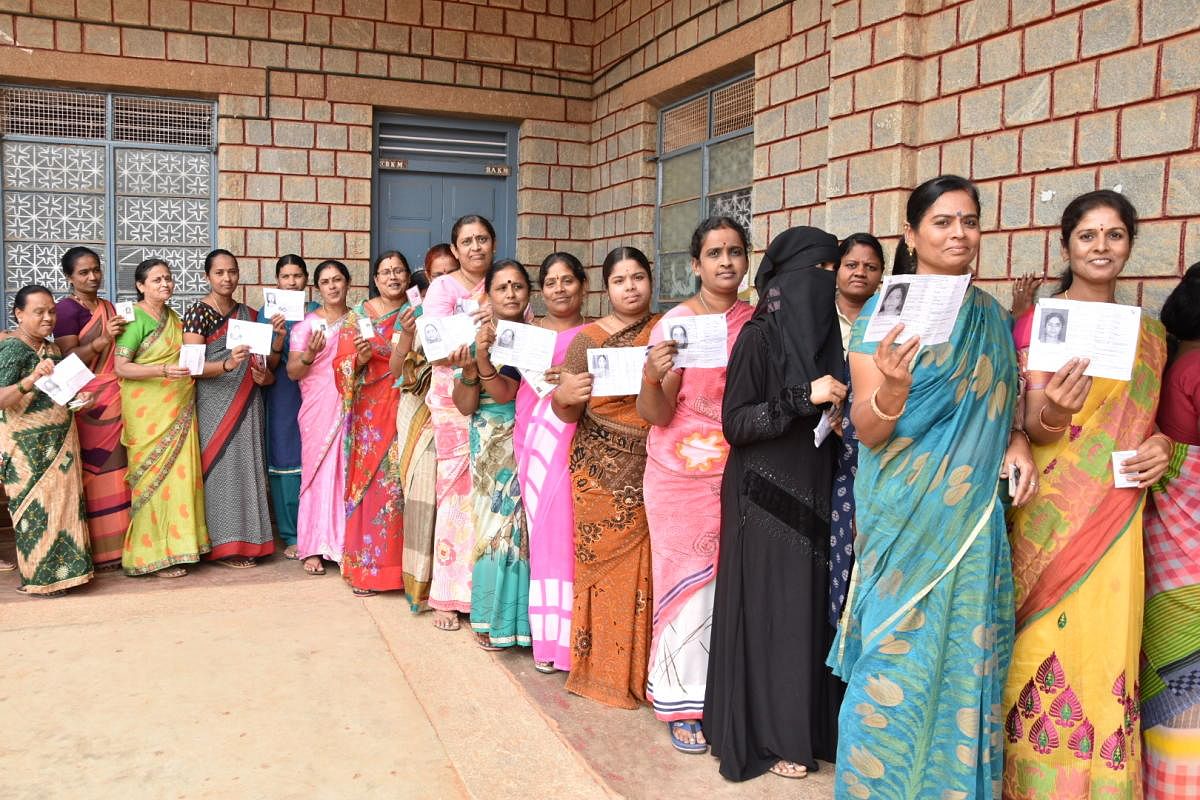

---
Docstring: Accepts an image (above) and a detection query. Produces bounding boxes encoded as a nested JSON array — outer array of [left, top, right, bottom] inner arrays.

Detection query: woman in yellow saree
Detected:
[[1004, 191, 1172, 798], [114, 258, 210, 578]]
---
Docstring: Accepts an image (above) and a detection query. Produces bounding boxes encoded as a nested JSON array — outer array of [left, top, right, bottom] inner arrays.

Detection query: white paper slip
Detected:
[[406, 286, 423, 307], [178, 344, 206, 375], [357, 317, 376, 340], [519, 368, 556, 398], [312, 318, 328, 334], [1026, 298, 1141, 382], [863, 273, 972, 346], [661, 313, 729, 369], [587, 346, 647, 397], [454, 298, 480, 316], [1111, 450, 1140, 488], [227, 318, 275, 356], [34, 353, 95, 406], [813, 409, 835, 447], [421, 314, 478, 362], [262, 288, 308, 322], [490, 321, 556, 374], [116, 301, 136, 322]]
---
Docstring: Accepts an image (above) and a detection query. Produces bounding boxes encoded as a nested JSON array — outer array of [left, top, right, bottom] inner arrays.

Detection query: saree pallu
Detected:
[[644, 301, 751, 722], [61, 298, 131, 564], [186, 302, 273, 560], [393, 341, 436, 610], [338, 304, 404, 591], [563, 316, 658, 710], [1002, 312, 1165, 799], [829, 287, 1018, 800], [515, 324, 584, 670], [1142, 443, 1200, 799], [829, 359, 858, 627], [0, 338, 92, 593], [294, 314, 351, 562], [468, 389, 530, 647], [425, 273, 484, 612], [117, 308, 209, 574]]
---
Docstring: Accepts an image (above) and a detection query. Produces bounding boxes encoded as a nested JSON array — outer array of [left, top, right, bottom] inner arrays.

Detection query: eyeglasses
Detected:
[[457, 235, 491, 248], [376, 269, 407, 278]]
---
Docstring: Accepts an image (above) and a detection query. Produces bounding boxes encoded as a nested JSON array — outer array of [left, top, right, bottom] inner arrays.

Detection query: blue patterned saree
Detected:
[[828, 286, 1017, 799]]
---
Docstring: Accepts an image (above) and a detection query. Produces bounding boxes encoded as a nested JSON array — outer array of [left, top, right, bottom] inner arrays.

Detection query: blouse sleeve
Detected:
[[721, 324, 819, 447], [423, 275, 458, 318], [290, 319, 311, 354], [114, 312, 149, 359], [181, 302, 210, 336], [53, 298, 86, 339], [0, 339, 27, 387]]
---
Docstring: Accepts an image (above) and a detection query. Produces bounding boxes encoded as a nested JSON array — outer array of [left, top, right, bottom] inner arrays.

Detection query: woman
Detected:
[[425, 216, 496, 629], [289, 260, 355, 576], [1142, 264, 1200, 797], [879, 284, 906, 315], [338, 251, 408, 596], [389, 267, 436, 609], [182, 249, 280, 568], [514, 252, 587, 673], [1040, 311, 1067, 344], [449, 259, 532, 650], [114, 259, 210, 577], [1004, 190, 1171, 797], [554, 246, 660, 709], [829, 176, 1036, 796], [638, 217, 752, 752], [52, 246, 130, 566], [829, 233, 885, 627], [0, 285, 94, 594], [701, 226, 846, 781], [424, 243, 460, 280], [261, 255, 319, 560]]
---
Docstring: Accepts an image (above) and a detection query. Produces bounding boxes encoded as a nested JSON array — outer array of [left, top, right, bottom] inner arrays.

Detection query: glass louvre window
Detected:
[[655, 75, 753, 307], [0, 86, 216, 323]]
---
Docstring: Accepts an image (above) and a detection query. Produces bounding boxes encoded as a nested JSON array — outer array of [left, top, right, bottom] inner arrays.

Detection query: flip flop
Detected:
[[768, 760, 808, 779], [475, 632, 503, 651], [283, 544, 299, 560], [0, 558, 16, 572], [533, 660, 557, 674], [352, 588, 377, 597], [155, 566, 188, 579], [432, 612, 461, 632], [14, 586, 65, 598], [215, 557, 256, 569], [303, 558, 325, 575], [668, 721, 708, 754]]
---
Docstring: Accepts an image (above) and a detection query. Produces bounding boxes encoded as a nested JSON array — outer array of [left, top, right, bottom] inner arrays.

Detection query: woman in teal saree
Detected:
[[829, 176, 1036, 799]]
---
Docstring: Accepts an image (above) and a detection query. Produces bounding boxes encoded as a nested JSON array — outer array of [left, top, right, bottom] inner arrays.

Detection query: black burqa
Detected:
[[702, 226, 846, 781]]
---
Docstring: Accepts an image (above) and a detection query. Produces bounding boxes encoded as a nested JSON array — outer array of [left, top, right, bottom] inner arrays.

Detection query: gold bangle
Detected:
[[1038, 405, 1068, 433], [869, 387, 905, 421], [477, 368, 498, 381]]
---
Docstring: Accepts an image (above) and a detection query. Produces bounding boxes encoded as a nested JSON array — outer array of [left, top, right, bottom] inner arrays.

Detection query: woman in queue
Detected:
[[52, 246, 130, 566], [1004, 190, 1169, 795], [114, 258, 210, 577], [703, 226, 846, 781], [262, 255, 318, 560], [290, 260, 355, 576], [638, 217, 752, 752], [182, 249, 279, 568], [450, 259, 533, 650], [0, 285, 94, 594], [514, 252, 587, 673], [555, 246, 660, 709], [339, 251, 409, 596], [425, 216, 496, 629], [1142, 264, 1200, 795], [828, 234, 885, 626], [830, 176, 1036, 796]]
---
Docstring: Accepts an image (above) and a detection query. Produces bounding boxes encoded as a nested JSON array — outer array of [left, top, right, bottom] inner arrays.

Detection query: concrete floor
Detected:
[[0, 548, 834, 799]]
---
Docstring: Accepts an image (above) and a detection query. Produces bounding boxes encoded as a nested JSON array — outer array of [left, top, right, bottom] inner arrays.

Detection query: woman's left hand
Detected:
[[1001, 433, 1038, 507], [72, 391, 96, 412], [1119, 433, 1173, 489], [475, 319, 496, 353], [250, 357, 271, 385], [354, 334, 372, 366], [270, 312, 287, 339]]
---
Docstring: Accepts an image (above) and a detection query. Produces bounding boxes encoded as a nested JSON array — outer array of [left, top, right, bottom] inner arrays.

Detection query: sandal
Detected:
[[769, 760, 808, 779], [432, 611, 461, 631], [0, 558, 15, 572], [352, 588, 377, 597], [303, 557, 325, 576], [215, 557, 256, 569], [155, 566, 188, 579], [14, 585, 66, 598], [533, 660, 557, 674], [475, 632, 503, 651], [668, 720, 708, 754], [283, 544, 299, 560]]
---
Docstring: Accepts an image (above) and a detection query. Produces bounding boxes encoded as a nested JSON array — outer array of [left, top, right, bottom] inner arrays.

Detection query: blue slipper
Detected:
[[668, 720, 708, 754]]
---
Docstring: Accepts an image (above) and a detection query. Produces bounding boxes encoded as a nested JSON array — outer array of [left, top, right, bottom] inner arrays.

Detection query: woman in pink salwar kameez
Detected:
[[514, 253, 587, 673], [290, 260, 354, 572]]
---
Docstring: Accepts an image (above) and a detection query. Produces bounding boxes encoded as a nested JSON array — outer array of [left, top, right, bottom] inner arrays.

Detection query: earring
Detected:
[[907, 245, 916, 261]]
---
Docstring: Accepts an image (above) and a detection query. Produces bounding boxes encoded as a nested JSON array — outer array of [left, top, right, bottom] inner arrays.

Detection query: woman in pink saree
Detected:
[[514, 252, 587, 673], [289, 260, 354, 573], [638, 217, 753, 753]]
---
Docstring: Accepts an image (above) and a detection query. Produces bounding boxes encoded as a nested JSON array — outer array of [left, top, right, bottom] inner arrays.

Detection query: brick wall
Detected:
[[0, 0, 1196, 311]]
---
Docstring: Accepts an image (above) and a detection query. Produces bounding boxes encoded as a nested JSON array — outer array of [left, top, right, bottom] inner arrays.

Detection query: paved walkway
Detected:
[[0, 552, 833, 799]]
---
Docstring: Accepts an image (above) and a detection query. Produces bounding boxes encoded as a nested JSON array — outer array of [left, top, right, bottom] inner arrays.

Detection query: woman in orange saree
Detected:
[[554, 246, 661, 709], [52, 246, 131, 566]]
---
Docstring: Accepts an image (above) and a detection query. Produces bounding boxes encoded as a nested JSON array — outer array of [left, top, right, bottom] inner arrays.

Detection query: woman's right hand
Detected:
[[397, 306, 417, 337], [228, 344, 250, 368], [164, 365, 192, 379], [306, 329, 327, 357], [643, 341, 678, 384], [810, 375, 848, 406], [101, 314, 126, 345], [1042, 357, 1091, 422], [873, 323, 920, 391], [29, 358, 55, 382], [446, 344, 474, 369], [556, 371, 593, 406]]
